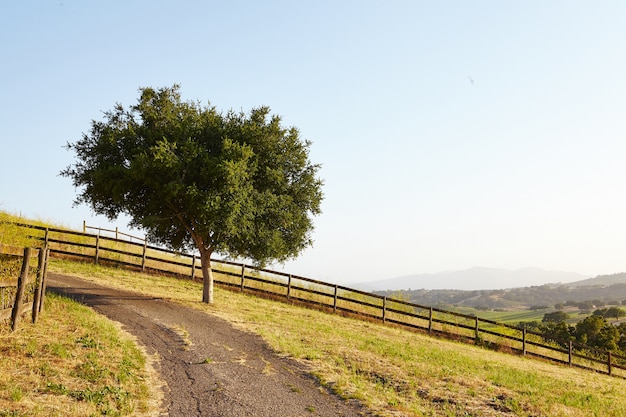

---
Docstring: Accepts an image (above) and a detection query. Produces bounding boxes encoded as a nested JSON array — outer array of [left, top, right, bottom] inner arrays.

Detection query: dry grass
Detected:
[[52, 260, 626, 417], [0, 292, 162, 417]]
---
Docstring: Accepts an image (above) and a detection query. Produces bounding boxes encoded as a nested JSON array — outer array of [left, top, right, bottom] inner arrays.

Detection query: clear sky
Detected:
[[2, 1, 626, 286]]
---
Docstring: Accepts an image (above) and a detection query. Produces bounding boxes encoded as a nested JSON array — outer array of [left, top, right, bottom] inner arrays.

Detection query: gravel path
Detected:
[[47, 273, 372, 417]]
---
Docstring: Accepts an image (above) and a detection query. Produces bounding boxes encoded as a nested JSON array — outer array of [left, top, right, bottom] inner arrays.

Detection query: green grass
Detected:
[[451, 305, 590, 326], [52, 260, 626, 417]]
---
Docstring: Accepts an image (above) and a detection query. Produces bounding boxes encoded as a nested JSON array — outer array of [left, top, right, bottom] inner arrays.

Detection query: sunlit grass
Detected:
[[51, 260, 626, 417], [0, 292, 161, 417]]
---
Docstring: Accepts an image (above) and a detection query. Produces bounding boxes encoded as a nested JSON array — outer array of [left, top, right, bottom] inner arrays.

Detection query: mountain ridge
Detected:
[[352, 266, 589, 292], [364, 270, 626, 310]]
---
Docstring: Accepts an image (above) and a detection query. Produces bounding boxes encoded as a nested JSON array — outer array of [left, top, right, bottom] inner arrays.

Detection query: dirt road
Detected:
[[48, 273, 372, 417]]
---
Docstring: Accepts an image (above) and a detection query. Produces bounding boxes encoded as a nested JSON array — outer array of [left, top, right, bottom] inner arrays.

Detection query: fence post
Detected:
[[141, 241, 148, 272], [115, 227, 119, 240], [608, 352, 612, 376], [429, 307, 433, 334], [191, 255, 196, 280], [522, 327, 527, 356], [568, 341, 573, 366], [44, 227, 49, 246], [287, 274, 292, 299], [382, 297, 387, 323], [240, 265, 245, 292], [31, 246, 47, 324], [83, 220, 86, 233], [38, 248, 49, 313], [11, 248, 31, 332], [474, 316, 480, 344], [94, 235, 100, 265], [333, 284, 338, 313]]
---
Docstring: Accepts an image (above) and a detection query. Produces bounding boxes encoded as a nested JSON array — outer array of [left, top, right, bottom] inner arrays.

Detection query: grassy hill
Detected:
[[52, 260, 626, 417], [379, 278, 626, 312], [4, 213, 626, 416]]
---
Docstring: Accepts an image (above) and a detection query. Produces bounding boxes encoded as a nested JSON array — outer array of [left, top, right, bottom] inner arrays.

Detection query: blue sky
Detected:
[[2, 1, 626, 287]]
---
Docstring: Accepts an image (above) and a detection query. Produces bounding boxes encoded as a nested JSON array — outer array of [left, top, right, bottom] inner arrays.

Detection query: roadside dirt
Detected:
[[47, 273, 373, 417]]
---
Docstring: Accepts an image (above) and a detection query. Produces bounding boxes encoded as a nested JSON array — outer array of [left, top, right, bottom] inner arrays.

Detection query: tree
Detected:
[[61, 85, 323, 303], [592, 307, 625, 320], [606, 307, 626, 320], [573, 315, 620, 350], [542, 311, 570, 323], [540, 321, 573, 348]]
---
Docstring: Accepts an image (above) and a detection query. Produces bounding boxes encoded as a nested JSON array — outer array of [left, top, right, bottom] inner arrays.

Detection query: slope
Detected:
[[51, 259, 626, 417]]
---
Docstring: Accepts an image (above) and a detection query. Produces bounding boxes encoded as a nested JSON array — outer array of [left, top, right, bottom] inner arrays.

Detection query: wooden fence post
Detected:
[[11, 248, 31, 332], [333, 284, 338, 313], [141, 241, 148, 272], [382, 297, 387, 323], [474, 316, 480, 344], [522, 327, 527, 356], [429, 307, 433, 334], [608, 352, 612, 376], [240, 265, 245, 292], [38, 248, 49, 313], [287, 274, 292, 299], [568, 341, 573, 366], [31, 247, 47, 324], [191, 255, 196, 280], [94, 235, 100, 264]]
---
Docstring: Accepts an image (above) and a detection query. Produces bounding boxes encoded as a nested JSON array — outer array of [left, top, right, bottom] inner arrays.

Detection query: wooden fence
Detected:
[[0, 245, 49, 331], [83, 221, 146, 244], [8, 221, 626, 378]]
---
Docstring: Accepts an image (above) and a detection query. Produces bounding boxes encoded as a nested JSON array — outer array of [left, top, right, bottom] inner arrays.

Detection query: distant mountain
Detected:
[[353, 267, 588, 292]]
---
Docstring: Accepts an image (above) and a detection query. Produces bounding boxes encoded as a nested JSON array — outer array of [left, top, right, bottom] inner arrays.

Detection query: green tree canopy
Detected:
[[542, 310, 570, 323], [62, 85, 324, 303], [574, 315, 620, 350]]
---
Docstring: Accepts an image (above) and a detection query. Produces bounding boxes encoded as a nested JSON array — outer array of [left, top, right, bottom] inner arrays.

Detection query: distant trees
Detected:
[[573, 316, 620, 351], [527, 313, 625, 354], [542, 311, 570, 323], [541, 322, 572, 348], [592, 307, 626, 320]]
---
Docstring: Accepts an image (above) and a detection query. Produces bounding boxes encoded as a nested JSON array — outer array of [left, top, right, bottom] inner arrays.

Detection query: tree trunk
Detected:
[[199, 248, 214, 304]]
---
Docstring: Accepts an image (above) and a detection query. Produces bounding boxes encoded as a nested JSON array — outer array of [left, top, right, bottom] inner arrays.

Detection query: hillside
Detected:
[[375, 272, 626, 310], [356, 267, 588, 291], [49, 261, 626, 417], [4, 214, 626, 415], [566, 272, 626, 287]]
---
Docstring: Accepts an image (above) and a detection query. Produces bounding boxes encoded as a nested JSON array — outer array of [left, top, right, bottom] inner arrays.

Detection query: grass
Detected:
[[0, 212, 41, 249], [51, 259, 626, 417], [0, 292, 162, 416], [0, 214, 163, 416]]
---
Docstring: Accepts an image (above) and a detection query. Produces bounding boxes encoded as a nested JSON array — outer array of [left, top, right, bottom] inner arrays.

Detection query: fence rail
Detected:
[[7, 221, 626, 378], [83, 221, 145, 243], [0, 245, 49, 331]]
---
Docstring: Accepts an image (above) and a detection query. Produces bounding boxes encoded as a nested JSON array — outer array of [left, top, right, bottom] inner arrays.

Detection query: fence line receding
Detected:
[[5, 221, 625, 378]]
